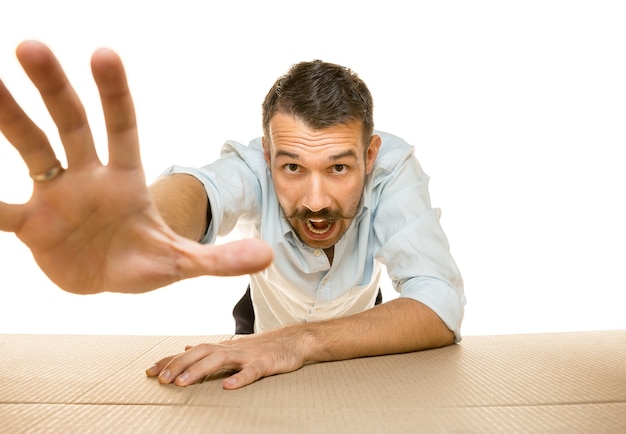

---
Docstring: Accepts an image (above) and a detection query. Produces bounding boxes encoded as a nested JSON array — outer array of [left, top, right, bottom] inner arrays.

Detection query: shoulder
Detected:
[[218, 137, 268, 178], [370, 131, 419, 182], [220, 137, 265, 164]]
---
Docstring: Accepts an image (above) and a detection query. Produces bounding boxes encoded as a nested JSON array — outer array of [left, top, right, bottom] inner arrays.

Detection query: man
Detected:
[[0, 41, 465, 390]]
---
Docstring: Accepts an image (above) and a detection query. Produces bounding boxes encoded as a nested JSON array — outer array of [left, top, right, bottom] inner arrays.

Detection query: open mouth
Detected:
[[306, 219, 333, 235]]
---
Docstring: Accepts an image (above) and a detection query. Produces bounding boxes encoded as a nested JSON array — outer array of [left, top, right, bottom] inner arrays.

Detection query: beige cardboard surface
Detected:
[[1, 331, 625, 433]]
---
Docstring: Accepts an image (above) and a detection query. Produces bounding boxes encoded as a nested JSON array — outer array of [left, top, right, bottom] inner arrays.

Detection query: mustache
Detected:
[[285, 208, 355, 221]]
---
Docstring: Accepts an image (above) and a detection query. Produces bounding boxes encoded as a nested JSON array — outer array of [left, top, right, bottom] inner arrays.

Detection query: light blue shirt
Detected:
[[163, 131, 466, 341]]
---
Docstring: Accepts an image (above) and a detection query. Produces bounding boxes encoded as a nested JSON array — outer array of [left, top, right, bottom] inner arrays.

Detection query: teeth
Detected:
[[306, 220, 332, 234]]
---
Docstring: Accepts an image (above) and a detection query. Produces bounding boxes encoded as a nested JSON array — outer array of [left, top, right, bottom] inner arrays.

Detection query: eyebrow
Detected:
[[275, 150, 300, 160], [274, 149, 358, 161]]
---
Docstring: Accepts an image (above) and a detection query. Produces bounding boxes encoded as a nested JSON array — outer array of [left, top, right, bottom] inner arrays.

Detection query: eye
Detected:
[[285, 163, 299, 173], [332, 164, 347, 173]]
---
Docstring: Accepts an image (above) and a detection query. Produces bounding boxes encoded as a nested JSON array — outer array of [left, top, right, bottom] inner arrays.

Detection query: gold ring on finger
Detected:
[[30, 160, 65, 183]]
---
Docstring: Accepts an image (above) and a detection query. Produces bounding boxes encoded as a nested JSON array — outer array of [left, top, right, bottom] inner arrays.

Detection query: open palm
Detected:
[[0, 41, 272, 294]]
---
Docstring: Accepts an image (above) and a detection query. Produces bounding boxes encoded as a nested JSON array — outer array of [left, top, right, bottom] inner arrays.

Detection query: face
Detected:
[[263, 113, 381, 250]]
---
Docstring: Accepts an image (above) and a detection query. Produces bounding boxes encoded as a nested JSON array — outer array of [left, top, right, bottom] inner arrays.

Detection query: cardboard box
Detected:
[[1, 331, 624, 433]]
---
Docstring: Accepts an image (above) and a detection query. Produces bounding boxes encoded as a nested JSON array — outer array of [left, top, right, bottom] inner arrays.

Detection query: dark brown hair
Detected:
[[262, 60, 374, 145]]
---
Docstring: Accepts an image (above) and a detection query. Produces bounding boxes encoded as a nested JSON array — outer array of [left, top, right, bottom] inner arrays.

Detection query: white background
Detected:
[[0, 1, 624, 337]]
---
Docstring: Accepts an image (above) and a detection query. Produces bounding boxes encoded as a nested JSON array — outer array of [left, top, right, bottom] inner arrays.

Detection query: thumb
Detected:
[[182, 238, 273, 278]]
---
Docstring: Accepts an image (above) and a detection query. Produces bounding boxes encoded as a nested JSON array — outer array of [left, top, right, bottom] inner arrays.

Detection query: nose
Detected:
[[301, 173, 331, 212]]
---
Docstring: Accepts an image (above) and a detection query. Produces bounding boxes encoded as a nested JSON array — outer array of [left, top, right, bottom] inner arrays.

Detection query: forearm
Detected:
[[152, 298, 453, 390], [281, 298, 455, 363], [149, 174, 210, 241]]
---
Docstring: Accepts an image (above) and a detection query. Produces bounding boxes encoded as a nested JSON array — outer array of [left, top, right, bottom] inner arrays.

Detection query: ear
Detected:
[[365, 134, 381, 175]]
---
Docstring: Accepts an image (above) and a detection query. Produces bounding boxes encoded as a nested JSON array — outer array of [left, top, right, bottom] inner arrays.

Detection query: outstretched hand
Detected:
[[0, 41, 272, 294]]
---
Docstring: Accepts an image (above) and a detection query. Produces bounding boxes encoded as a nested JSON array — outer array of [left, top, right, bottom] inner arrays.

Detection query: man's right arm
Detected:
[[150, 174, 210, 242]]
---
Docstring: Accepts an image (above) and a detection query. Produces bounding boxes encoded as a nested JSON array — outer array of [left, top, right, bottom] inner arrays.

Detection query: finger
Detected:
[[90, 48, 140, 170], [155, 344, 220, 385], [223, 362, 267, 390], [15, 41, 98, 168], [181, 238, 274, 278], [168, 345, 235, 387], [145, 355, 175, 377], [0, 202, 24, 233], [0, 78, 58, 176]]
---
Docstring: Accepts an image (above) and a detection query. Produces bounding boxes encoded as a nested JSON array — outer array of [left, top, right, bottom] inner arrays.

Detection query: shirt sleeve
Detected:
[[372, 143, 466, 342], [159, 140, 265, 244]]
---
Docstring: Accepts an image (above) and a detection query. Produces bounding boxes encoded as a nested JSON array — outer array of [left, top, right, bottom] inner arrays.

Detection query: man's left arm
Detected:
[[147, 297, 453, 389], [301, 297, 454, 361]]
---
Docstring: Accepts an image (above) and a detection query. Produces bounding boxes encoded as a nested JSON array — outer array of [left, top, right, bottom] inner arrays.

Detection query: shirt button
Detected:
[[313, 249, 321, 257], [321, 279, 328, 285]]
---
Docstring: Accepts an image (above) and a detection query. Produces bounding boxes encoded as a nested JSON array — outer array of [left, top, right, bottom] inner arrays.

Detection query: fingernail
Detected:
[[146, 364, 158, 375], [177, 371, 190, 384], [159, 369, 171, 382], [224, 377, 236, 386]]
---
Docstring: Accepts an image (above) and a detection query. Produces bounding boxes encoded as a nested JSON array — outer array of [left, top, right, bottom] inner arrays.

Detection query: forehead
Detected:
[[268, 113, 365, 155]]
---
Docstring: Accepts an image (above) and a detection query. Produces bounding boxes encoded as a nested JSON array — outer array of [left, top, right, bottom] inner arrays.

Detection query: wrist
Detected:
[[274, 323, 325, 364]]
